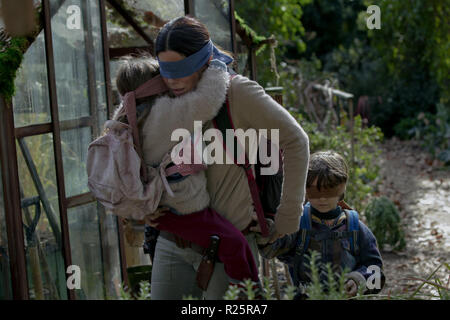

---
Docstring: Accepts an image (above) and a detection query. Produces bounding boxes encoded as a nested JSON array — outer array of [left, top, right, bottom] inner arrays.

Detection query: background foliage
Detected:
[[291, 112, 383, 211], [236, 0, 449, 155]]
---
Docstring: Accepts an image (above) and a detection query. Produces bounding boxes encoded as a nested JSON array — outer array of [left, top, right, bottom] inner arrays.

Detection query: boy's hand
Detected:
[[143, 206, 170, 227], [344, 279, 358, 297]]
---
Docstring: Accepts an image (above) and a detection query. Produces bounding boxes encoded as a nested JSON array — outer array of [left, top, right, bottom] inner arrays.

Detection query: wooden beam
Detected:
[[43, 0, 75, 300], [230, 0, 237, 54], [0, 97, 29, 299], [65, 193, 95, 209], [184, 0, 195, 16]]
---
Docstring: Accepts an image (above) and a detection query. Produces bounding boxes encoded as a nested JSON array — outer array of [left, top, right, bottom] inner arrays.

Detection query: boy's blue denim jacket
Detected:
[[259, 205, 385, 294]]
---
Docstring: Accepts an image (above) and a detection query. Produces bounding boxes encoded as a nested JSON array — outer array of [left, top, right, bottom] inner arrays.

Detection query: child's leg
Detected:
[[155, 208, 260, 283]]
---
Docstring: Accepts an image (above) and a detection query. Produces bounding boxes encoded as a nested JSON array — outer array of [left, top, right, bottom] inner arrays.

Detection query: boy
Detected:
[[258, 150, 385, 299]]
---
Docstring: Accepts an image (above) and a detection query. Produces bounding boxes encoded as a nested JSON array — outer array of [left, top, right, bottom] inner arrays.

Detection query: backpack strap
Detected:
[[344, 209, 360, 256], [295, 203, 312, 255], [123, 75, 168, 182], [212, 78, 269, 237]]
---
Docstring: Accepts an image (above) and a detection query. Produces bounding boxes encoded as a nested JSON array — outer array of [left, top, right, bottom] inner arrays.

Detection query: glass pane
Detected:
[[51, 0, 109, 197], [194, 0, 233, 52], [90, 0, 108, 128], [106, 2, 149, 49], [60, 127, 91, 197], [16, 134, 67, 300], [131, 0, 184, 22], [98, 209, 121, 299], [50, 0, 90, 121], [0, 161, 13, 300], [13, 32, 52, 127], [68, 203, 121, 300], [130, 0, 184, 38], [235, 33, 250, 77], [106, 0, 184, 49]]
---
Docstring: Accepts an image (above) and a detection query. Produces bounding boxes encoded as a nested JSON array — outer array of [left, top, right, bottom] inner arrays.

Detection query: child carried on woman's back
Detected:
[[113, 55, 260, 289]]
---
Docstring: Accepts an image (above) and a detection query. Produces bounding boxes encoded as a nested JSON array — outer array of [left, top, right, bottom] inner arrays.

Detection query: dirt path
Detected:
[[376, 138, 449, 298]]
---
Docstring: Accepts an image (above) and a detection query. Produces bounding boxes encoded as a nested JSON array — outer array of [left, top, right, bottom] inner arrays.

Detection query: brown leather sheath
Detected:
[[196, 257, 215, 291], [158, 231, 221, 291], [196, 235, 220, 291]]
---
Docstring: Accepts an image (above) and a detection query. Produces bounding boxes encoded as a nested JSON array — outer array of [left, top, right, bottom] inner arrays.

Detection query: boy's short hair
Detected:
[[306, 150, 348, 191]]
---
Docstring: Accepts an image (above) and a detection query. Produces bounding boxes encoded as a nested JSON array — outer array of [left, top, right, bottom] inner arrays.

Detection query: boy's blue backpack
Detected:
[[287, 202, 361, 286], [295, 202, 360, 257]]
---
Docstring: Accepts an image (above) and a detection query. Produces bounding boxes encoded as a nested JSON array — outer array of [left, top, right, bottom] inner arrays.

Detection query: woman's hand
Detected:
[[249, 213, 285, 244], [143, 206, 170, 227]]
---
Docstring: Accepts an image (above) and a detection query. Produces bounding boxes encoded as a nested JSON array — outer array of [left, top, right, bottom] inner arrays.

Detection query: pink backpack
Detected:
[[87, 75, 170, 220], [87, 74, 206, 220], [87, 119, 173, 220]]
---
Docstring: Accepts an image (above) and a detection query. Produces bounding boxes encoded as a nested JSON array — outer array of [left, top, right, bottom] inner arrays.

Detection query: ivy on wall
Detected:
[[0, 4, 42, 102], [0, 36, 29, 102]]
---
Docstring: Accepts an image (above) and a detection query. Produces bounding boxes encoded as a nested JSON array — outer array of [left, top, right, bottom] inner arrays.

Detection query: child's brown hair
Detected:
[[306, 150, 348, 191], [113, 54, 160, 122]]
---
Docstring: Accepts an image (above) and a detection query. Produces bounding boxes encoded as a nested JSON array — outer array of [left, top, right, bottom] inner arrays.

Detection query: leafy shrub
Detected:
[[291, 111, 383, 211], [364, 196, 406, 251], [394, 104, 450, 164], [278, 56, 338, 115]]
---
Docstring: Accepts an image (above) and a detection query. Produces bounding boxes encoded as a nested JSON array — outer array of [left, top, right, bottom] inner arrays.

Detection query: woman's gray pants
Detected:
[[150, 232, 260, 300]]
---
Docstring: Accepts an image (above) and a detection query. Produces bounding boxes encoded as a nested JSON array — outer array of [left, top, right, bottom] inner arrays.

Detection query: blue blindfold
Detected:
[[158, 40, 233, 79]]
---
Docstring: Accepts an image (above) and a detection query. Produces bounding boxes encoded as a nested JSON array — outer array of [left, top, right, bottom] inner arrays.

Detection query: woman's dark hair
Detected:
[[155, 16, 209, 57], [306, 150, 348, 191], [155, 16, 233, 60]]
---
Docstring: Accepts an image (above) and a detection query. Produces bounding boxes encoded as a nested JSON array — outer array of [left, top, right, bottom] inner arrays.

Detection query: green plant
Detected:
[[303, 251, 348, 300], [222, 279, 262, 300], [0, 36, 29, 101], [283, 284, 297, 300], [135, 281, 151, 300], [118, 283, 133, 300], [364, 196, 406, 251], [223, 284, 241, 300], [0, 4, 43, 101], [235, 0, 312, 53], [118, 281, 152, 300], [291, 111, 383, 211]]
